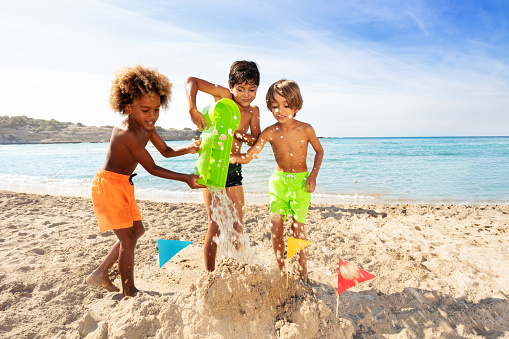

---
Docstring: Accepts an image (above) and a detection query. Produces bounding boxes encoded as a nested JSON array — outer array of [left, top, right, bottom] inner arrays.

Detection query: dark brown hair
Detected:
[[228, 60, 260, 87], [109, 65, 173, 114]]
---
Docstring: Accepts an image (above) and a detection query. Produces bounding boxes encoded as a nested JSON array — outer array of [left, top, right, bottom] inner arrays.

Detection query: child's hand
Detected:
[[229, 155, 238, 164], [304, 177, 316, 193], [187, 139, 202, 154], [186, 174, 206, 189], [190, 108, 207, 132]]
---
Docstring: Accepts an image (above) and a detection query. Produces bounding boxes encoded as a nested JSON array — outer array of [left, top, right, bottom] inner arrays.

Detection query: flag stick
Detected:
[[336, 293, 339, 317], [160, 267, 164, 299], [336, 293, 349, 339], [286, 259, 289, 288]]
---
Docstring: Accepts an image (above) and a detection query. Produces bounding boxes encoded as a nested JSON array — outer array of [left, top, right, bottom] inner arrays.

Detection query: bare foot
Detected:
[[86, 271, 120, 292], [296, 274, 309, 283], [296, 267, 308, 283], [123, 286, 139, 298]]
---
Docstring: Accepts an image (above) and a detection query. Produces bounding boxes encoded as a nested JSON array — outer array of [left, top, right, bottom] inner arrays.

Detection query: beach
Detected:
[[1, 190, 508, 338]]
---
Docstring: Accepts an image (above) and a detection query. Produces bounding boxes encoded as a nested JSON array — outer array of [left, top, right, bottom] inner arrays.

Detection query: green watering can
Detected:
[[195, 98, 240, 187]]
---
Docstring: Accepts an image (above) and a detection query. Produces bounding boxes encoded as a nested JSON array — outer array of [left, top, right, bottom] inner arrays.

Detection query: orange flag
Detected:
[[337, 258, 376, 295], [287, 237, 311, 259]]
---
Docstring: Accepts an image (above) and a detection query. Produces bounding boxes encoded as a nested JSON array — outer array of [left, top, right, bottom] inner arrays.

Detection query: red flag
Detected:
[[337, 258, 376, 295]]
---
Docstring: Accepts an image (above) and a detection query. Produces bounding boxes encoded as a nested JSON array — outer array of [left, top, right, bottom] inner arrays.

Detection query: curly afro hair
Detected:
[[109, 65, 173, 114]]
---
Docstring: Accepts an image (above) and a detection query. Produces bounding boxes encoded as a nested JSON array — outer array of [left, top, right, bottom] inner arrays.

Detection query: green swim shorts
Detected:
[[269, 170, 311, 224]]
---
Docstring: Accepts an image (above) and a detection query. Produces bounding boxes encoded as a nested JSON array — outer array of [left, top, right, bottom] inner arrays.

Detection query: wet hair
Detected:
[[266, 79, 303, 113], [109, 65, 173, 114], [228, 60, 260, 87]]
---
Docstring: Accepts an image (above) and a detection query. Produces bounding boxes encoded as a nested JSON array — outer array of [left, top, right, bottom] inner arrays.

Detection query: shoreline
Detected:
[[1, 186, 506, 206]]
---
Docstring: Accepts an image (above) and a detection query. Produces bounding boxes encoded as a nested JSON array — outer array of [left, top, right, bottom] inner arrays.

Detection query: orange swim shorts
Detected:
[[91, 170, 141, 232]]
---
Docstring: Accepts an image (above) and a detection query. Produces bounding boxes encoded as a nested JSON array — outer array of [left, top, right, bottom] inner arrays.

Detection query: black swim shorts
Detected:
[[225, 163, 243, 188]]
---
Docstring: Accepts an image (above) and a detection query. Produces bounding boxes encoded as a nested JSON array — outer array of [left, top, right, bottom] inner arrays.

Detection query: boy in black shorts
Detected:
[[185, 61, 260, 271]]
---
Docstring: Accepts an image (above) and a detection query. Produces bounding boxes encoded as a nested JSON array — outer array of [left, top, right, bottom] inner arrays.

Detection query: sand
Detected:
[[0, 190, 508, 338]]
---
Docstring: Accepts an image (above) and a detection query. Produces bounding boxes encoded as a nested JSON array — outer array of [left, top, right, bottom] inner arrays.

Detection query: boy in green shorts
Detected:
[[230, 79, 324, 281]]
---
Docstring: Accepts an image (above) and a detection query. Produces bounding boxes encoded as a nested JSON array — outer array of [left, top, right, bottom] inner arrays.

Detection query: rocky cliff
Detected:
[[0, 124, 199, 144]]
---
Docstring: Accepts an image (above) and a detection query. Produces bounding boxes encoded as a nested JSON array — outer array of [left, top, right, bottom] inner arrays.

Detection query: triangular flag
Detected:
[[287, 237, 311, 260], [337, 258, 376, 295], [158, 239, 192, 268]]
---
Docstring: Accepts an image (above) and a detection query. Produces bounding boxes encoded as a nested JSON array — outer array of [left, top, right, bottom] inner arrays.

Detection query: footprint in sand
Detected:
[[31, 248, 45, 255]]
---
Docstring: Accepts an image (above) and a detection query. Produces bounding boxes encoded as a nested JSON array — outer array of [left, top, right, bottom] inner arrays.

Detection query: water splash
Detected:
[[208, 186, 256, 264]]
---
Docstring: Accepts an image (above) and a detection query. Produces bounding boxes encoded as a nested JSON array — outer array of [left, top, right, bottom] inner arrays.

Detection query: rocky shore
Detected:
[[0, 124, 199, 144]]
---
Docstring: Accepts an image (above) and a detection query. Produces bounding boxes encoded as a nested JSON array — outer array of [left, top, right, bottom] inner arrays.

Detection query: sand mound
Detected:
[[79, 259, 350, 338]]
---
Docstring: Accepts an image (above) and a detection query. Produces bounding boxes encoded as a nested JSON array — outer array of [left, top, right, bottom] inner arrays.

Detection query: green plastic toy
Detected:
[[195, 98, 240, 187]]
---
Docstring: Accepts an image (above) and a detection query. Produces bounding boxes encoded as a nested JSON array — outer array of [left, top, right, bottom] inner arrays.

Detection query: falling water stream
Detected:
[[208, 186, 257, 264]]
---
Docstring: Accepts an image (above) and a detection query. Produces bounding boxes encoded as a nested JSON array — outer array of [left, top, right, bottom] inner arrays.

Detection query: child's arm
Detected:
[[304, 126, 324, 193], [185, 77, 231, 131], [230, 128, 271, 164], [150, 129, 201, 158], [234, 106, 261, 146], [125, 130, 205, 189]]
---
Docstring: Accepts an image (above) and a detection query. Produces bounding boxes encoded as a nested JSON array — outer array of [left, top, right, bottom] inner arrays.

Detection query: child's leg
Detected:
[[270, 213, 285, 270], [291, 220, 308, 281], [113, 223, 141, 297], [86, 241, 121, 292], [226, 185, 245, 249], [86, 221, 144, 292], [226, 185, 244, 234], [203, 188, 219, 271]]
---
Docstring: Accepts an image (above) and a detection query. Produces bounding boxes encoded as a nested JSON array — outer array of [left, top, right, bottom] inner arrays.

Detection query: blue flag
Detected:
[[157, 239, 192, 268]]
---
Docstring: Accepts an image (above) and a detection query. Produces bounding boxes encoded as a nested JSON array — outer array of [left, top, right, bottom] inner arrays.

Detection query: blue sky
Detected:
[[1, 0, 508, 137]]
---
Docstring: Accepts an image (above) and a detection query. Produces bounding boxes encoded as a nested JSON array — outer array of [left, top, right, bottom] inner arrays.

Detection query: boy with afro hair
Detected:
[[87, 65, 204, 297]]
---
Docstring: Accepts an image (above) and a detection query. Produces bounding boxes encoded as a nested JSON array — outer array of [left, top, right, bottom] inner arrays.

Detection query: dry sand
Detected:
[[0, 190, 508, 338]]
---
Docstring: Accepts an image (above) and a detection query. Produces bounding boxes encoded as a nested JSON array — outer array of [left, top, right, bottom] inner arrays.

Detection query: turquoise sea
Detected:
[[0, 136, 508, 204]]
